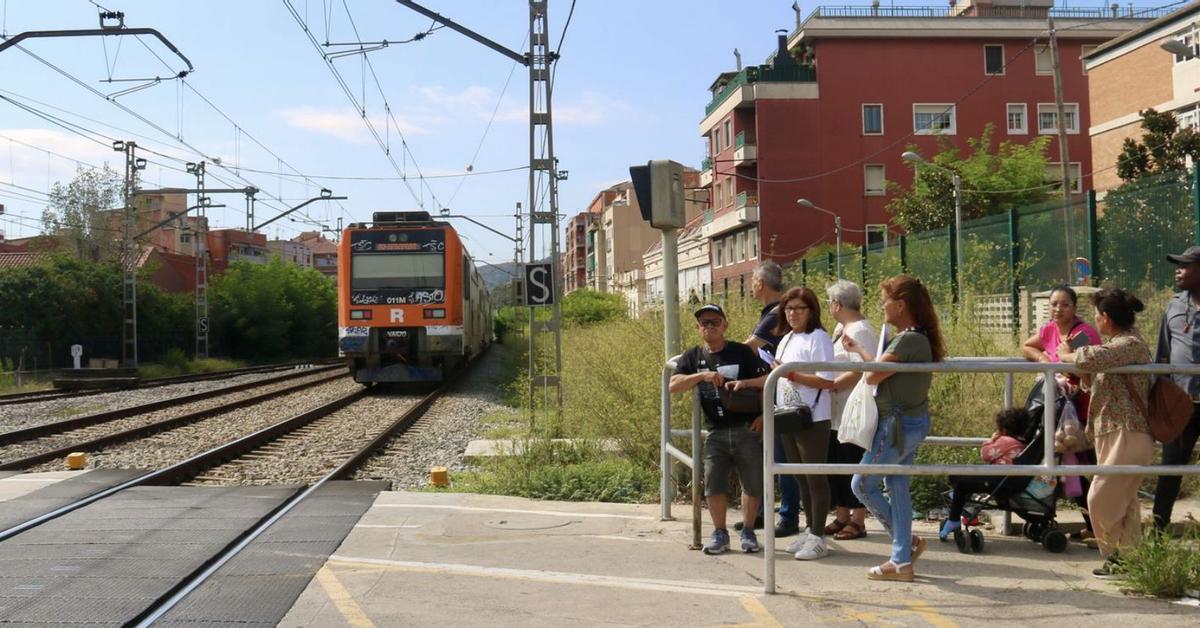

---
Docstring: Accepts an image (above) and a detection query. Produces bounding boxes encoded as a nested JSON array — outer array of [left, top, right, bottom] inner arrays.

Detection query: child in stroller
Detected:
[[938, 404, 1067, 553]]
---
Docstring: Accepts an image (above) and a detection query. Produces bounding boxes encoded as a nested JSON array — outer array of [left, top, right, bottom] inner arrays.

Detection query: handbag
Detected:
[[717, 386, 763, 414], [775, 389, 822, 434], [838, 378, 878, 448], [1120, 373, 1192, 443]]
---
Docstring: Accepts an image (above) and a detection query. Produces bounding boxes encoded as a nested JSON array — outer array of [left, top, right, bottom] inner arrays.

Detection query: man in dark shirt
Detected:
[[671, 304, 768, 554], [1154, 246, 1200, 531], [739, 261, 802, 537]]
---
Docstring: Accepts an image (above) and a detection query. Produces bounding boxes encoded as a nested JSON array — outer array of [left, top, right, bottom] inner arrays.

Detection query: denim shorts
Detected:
[[703, 424, 764, 498]]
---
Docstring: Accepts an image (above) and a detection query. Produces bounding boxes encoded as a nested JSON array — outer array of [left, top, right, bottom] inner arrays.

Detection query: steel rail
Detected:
[[0, 359, 341, 406], [131, 379, 454, 624], [0, 370, 347, 470], [0, 365, 342, 445]]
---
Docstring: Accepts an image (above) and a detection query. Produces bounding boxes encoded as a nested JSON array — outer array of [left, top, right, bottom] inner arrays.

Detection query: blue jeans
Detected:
[[851, 411, 931, 565], [756, 435, 801, 525]]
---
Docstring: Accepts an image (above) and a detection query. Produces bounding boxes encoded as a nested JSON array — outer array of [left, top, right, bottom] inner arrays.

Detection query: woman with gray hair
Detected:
[[819, 280, 879, 540]]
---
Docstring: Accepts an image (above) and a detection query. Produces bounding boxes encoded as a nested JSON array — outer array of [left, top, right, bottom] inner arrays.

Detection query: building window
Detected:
[[862, 104, 883, 135], [736, 231, 746, 262], [1080, 44, 1098, 74], [866, 224, 888, 250], [1169, 26, 1200, 64], [984, 44, 1004, 75], [1006, 103, 1027, 135], [1045, 162, 1083, 193], [748, 227, 758, 260], [1035, 44, 1054, 75], [1037, 103, 1079, 134], [726, 238, 735, 266], [180, 233, 191, 244], [726, 181, 734, 206], [1177, 105, 1200, 130], [864, 164, 886, 196], [714, 237, 723, 267], [723, 119, 732, 149], [713, 128, 721, 153], [913, 104, 956, 135]]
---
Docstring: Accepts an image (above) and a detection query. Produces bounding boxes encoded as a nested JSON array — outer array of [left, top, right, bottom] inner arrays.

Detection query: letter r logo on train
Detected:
[[390, 309, 404, 323]]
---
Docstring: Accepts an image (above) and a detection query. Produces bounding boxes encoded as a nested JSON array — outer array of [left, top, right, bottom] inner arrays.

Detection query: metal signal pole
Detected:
[[114, 140, 145, 367], [187, 161, 210, 359], [1047, 18, 1075, 282], [395, 0, 565, 420]]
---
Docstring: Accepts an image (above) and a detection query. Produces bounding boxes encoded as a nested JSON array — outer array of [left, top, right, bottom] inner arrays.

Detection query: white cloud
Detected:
[[411, 85, 495, 110], [279, 106, 426, 143], [492, 92, 638, 126]]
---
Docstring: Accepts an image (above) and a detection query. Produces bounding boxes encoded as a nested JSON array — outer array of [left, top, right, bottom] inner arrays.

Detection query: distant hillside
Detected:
[[476, 257, 552, 291]]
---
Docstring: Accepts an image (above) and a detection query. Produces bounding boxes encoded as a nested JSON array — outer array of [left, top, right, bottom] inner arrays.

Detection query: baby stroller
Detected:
[[948, 380, 1069, 554]]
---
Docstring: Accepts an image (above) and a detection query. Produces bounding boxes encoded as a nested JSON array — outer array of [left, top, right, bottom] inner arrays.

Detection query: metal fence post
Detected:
[[691, 394, 702, 549], [1008, 207, 1019, 333], [1087, 189, 1100, 284], [948, 224, 959, 304], [800, 258, 807, 285], [860, 243, 868, 286], [660, 364, 674, 522], [899, 235, 908, 274], [1193, 164, 1200, 246], [827, 252, 835, 279]]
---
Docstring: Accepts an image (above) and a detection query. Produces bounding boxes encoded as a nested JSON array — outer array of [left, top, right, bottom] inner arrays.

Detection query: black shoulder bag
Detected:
[[704, 348, 763, 415], [773, 333, 822, 433]]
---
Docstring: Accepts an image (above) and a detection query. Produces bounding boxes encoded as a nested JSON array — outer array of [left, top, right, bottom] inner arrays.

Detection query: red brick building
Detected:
[[699, 1, 1155, 292], [206, 229, 269, 274]]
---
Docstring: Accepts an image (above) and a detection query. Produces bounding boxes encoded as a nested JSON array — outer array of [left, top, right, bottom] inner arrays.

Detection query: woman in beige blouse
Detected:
[[1057, 288, 1153, 580]]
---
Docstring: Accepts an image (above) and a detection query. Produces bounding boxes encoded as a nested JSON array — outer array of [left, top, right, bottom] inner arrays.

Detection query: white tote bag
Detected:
[[837, 326, 888, 449], [838, 378, 878, 449]]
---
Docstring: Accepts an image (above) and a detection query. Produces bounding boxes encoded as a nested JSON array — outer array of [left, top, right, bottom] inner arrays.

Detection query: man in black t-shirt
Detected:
[[670, 304, 768, 555]]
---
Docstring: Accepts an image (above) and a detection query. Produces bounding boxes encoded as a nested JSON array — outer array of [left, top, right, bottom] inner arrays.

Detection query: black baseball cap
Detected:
[[694, 304, 726, 319], [1167, 245, 1200, 265]]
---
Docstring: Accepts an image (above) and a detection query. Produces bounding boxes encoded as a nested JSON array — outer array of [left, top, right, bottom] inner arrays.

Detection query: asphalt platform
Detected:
[[3, 472, 1199, 626]]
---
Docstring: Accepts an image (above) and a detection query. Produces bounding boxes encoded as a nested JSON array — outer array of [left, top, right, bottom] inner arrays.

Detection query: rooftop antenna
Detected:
[[792, 2, 802, 30], [734, 48, 742, 70]]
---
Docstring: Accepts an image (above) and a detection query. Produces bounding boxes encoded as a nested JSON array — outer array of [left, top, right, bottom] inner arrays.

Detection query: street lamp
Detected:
[[1160, 37, 1195, 59], [796, 198, 841, 279], [902, 150, 963, 294]]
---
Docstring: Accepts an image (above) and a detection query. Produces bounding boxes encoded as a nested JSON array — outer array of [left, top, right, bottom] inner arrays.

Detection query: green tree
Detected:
[[1100, 109, 1200, 288], [887, 124, 1053, 232], [210, 258, 336, 360], [40, 165, 126, 262], [560, 289, 626, 326], [1115, 108, 1200, 182]]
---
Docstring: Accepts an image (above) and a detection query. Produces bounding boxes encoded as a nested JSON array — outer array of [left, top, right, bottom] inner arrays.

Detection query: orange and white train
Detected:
[[337, 211, 491, 383]]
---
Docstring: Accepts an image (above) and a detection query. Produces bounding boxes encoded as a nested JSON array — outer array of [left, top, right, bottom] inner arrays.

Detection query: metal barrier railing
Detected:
[[661, 356, 1200, 594]]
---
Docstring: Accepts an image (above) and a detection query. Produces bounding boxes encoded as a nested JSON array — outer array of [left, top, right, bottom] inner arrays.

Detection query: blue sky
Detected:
[[0, 1, 1170, 265]]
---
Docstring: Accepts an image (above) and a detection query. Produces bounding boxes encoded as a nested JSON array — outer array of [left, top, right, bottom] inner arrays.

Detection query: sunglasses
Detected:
[[697, 318, 723, 328]]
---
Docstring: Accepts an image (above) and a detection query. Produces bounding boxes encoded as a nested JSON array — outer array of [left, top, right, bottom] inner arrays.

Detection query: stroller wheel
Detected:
[[953, 529, 971, 553], [969, 529, 985, 553], [1026, 522, 1046, 542], [1042, 529, 1068, 553], [1021, 522, 1033, 540]]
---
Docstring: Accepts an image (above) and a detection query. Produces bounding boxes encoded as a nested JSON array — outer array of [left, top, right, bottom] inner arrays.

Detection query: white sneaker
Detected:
[[785, 529, 815, 554], [794, 535, 829, 561]]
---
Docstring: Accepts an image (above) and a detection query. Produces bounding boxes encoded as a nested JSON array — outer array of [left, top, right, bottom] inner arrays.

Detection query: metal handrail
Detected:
[[757, 358, 1200, 593]]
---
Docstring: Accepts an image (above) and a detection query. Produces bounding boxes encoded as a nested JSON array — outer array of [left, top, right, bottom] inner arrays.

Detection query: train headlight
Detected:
[[350, 310, 373, 320], [424, 308, 446, 319]]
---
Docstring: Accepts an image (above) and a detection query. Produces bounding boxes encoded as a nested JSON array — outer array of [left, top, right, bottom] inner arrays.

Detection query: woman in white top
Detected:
[[770, 286, 836, 560], [822, 280, 879, 541]]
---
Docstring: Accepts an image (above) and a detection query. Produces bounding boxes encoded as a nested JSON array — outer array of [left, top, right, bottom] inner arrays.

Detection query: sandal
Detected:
[[911, 535, 928, 562], [824, 520, 849, 536], [834, 521, 867, 540], [867, 561, 914, 582], [1070, 529, 1095, 541]]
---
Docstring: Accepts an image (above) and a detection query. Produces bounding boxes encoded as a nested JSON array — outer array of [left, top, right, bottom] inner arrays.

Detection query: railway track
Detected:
[[0, 367, 347, 470], [0, 359, 340, 406]]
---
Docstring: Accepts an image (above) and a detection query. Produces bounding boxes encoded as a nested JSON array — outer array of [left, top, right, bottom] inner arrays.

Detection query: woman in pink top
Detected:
[[1021, 285, 1101, 541]]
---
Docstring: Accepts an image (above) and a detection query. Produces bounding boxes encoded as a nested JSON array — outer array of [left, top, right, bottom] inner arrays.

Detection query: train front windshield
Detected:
[[351, 252, 444, 290]]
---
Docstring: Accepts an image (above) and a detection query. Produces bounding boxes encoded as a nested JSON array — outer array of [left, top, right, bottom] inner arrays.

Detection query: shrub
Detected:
[[210, 258, 336, 361], [161, 347, 189, 373], [561, 289, 627, 326], [1119, 530, 1200, 598], [448, 440, 658, 503]]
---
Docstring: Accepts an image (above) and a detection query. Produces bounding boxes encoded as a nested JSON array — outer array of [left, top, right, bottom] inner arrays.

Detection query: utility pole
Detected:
[[114, 140, 145, 367], [396, 0, 564, 421], [186, 161, 210, 359], [1047, 18, 1075, 282]]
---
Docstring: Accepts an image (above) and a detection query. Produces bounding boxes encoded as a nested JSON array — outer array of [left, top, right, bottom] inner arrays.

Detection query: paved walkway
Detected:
[[280, 491, 1200, 627]]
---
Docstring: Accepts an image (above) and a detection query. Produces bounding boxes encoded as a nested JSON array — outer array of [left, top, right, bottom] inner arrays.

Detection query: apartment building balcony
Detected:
[[700, 157, 713, 187], [733, 132, 756, 167], [702, 64, 817, 133], [701, 195, 759, 239]]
